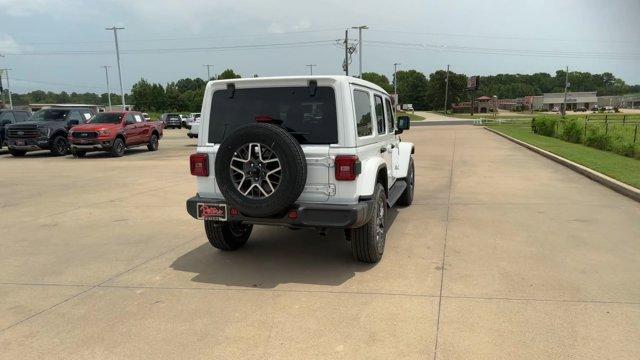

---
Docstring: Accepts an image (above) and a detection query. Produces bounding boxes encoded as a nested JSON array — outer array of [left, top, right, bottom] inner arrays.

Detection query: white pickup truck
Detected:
[[186, 76, 415, 263]]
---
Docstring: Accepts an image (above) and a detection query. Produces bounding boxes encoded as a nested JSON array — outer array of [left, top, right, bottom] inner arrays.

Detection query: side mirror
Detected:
[[395, 116, 410, 134], [1, 120, 12, 126]]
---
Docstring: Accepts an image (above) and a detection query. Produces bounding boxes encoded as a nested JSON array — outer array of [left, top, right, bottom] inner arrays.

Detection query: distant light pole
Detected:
[[0, 68, 13, 109], [493, 95, 498, 120], [351, 25, 368, 77], [562, 66, 569, 117], [101, 65, 112, 109], [203, 64, 214, 80], [306, 64, 317, 75], [444, 64, 450, 114], [106, 26, 126, 110]]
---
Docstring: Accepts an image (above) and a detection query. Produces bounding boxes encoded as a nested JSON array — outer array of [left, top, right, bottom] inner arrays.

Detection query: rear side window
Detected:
[[384, 99, 394, 133], [209, 86, 338, 144], [353, 90, 372, 137], [374, 95, 385, 135]]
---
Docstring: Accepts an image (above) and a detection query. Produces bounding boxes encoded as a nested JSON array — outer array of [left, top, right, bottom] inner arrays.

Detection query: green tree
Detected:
[[395, 70, 429, 110], [217, 69, 242, 80], [362, 72, 392, 93], [425, 70, 467, 111]]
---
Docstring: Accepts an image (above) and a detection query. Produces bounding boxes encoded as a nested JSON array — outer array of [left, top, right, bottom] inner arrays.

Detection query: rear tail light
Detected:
[[190, 153, 209, 176], [334, 155, 360, 181]]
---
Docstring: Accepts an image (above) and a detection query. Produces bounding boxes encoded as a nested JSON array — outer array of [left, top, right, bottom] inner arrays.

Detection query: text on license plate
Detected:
[[197, 203, 227, 220]]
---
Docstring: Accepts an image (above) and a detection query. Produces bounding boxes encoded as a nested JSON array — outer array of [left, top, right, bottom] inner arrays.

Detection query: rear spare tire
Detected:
[[214, 123, 307, 217]]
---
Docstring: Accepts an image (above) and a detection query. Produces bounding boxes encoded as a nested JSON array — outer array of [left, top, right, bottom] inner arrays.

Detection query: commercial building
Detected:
[[542, 92, 597, 111]]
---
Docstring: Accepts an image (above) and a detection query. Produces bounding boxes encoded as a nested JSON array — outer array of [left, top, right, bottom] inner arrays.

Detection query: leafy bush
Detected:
[[531, 117, 557, 137], [584, 129, 612, 151], [609, 134, 636, 157], [560, 119, 582, 143]]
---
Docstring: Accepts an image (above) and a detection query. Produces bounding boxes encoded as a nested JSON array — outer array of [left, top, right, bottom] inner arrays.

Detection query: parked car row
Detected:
[[2, 108, 163, 158]]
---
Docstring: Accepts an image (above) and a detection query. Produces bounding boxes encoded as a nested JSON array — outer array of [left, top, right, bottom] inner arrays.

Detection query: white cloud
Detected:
[[0, 33, 31, 54]]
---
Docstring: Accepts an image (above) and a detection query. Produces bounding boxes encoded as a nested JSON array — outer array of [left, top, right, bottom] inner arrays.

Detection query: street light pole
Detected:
[[351, 25, 368, 77], [306, 64, 317, 75], [101, 65, 112, 109], [562, 65, 569, 117], [106, 26, 126, 110], [444, 64, 450, 114], [203, 64, 214, 80]]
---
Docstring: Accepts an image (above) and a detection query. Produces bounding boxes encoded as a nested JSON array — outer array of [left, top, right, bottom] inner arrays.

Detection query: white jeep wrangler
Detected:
[[187, 76, 414, 263]]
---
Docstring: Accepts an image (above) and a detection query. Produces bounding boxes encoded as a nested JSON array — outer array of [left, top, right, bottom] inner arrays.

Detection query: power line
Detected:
[[16, 28, 344, 46], [369, 28, 638, 45], [366, 41, 640, 60], [11, 77, 132, 91], [2, 40, 337, 56]]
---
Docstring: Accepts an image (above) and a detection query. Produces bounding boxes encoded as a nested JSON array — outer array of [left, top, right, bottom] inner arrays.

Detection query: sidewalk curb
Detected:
[[484, 127, 640, 203]]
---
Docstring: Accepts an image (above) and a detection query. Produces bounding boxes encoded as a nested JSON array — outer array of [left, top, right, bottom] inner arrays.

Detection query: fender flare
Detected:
[[357, 156, 387, 197], [396, 142, 415, 178]]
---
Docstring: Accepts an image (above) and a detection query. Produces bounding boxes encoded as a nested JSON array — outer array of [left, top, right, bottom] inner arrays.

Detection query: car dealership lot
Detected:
[[1, 127, 639, 359]]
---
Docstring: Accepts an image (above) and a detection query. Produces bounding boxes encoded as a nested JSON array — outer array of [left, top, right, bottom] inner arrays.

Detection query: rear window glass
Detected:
[[209, 86, 338, 144]]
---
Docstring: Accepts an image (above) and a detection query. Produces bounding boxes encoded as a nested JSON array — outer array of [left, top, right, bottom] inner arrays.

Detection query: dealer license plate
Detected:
[[197, 203, 227, 221]]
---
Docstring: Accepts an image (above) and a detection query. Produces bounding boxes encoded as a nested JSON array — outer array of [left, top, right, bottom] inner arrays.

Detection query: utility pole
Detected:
[[344, 29, 349, 76], [562, 66, 569, 117], [306, 64, 317, 75], [444, 64, 450, 114], [0, 68, 13, 109], [203, 64, 214, 80], [106, 26, 126, 110], [393, 63, 401, 95], [101, 65, 112, 109], [351, 25, 368, 77]]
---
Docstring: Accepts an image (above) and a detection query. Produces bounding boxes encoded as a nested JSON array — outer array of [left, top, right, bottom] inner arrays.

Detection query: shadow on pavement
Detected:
[[170, 208, 399, 289]]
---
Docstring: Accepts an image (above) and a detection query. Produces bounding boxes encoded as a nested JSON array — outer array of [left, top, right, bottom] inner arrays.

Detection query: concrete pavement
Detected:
[[0, 127, 639, 359]]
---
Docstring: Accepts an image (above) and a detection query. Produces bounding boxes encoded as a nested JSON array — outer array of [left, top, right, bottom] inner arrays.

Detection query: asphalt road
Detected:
[[1, 127, 639, 359]]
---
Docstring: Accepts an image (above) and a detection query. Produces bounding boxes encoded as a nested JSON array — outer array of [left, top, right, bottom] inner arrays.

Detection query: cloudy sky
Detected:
[[1, 0, 638, 93]]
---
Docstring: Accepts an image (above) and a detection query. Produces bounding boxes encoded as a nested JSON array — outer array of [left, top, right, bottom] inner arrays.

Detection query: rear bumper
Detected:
[[186, 195, 373, 229]]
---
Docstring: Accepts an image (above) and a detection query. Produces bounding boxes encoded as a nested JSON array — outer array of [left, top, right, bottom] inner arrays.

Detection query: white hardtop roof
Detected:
[[208, 75, 388, 95]]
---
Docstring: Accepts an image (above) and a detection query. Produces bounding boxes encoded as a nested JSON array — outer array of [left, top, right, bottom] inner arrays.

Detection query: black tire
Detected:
[[147, 134, 159, 151], [204, 221, 252, 251], [348, 183, 387, 263], [214, 123, 307, 217], [110, 137, 126, 157], [50, 135, 68, 156], [397, 157, 414, 206], [9, 148, 26, 157], [72, 149, 86, 158]]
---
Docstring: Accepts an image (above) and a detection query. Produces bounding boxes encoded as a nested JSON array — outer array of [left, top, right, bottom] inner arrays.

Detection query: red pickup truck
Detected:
[[68, 111, 163, 157]]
